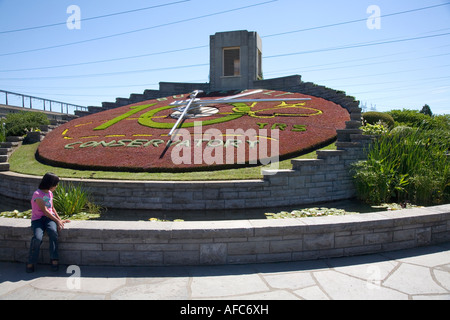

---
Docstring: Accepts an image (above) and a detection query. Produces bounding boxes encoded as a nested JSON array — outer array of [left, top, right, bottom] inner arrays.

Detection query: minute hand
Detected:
[[193, 98, 311, 104], [168, 90, 202, 136]]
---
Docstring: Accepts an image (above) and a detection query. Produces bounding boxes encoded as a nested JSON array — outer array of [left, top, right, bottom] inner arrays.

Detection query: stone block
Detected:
[[335, 234, 364, 248], [270, 239, 303, 253], [164, 251, 199, 265], [82, 251, 119, 265], [120, 251, 164, 266], [416, 227, 432, 245], [291, 159, 324, 171], [257, 252, 292, 263], [364, 232, 393, 245], [227, 254, 257, 264], [0, 148, 11, 155], [393, 229, 415, 242], [303, 233, 334, 250], [200, 243, 227, 265], [228, 241, 270, 255]]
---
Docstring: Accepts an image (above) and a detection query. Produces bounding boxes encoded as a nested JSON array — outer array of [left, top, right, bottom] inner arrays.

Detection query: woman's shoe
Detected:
[[26, 264, 35, 273], [51, 260, 59, 272]]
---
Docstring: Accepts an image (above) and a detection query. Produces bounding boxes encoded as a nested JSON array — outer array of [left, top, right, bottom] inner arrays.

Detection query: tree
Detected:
[[420, 104, 433, 117]]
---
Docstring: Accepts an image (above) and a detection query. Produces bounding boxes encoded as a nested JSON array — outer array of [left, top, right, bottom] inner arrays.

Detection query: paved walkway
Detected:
[[1, 243, 449, 301]]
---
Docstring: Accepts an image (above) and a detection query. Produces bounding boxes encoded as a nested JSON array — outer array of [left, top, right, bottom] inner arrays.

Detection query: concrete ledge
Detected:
[[1, 204, 448, 266]]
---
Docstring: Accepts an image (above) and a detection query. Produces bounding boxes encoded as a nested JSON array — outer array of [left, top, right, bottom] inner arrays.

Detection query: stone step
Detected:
[[335, 141, 362, 150], [129, 93, 145, 102], [6, 136, 23, 143], [350, 112, 362, 121], [0, 155, 8, 162], [74, 110, 92, 117], [291, 158, 324, 170], [88, 106, 104, 114], [316, 150, 346, 163], [102, 102, 118, 109], [346, 106, 362, 114], [0, 162, 10, 171], [0, 148, 12, 155], [336, 129, 363, 135], [345, 120, 362, 129], [337, 129, 363, 142], [350, 133, 373, 141], [39, 124, 57, 132], [0, 141, 19, 148], [115, 98, 130, 106]]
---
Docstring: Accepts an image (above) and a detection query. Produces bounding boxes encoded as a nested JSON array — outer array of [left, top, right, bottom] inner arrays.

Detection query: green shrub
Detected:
[[387, 109, 450, 130], [352, 127, 449, 205], [0, 118, 6, 142], [362, 112, 395, 129], [360, 122, 389, 135], [389, 125, 416, 138], [53, 182, 102, 219], [4, 111, 49, 137]]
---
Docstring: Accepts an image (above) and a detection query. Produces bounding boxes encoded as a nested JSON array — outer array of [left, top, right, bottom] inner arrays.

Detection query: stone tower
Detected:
[[209, 30, 263, 91]]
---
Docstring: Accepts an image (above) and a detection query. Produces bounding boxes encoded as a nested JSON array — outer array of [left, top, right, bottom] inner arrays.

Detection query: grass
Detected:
[[10, 141, 336, 181]]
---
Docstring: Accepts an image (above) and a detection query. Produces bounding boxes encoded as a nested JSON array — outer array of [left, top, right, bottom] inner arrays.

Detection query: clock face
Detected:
[[37, 89, 350, 172]]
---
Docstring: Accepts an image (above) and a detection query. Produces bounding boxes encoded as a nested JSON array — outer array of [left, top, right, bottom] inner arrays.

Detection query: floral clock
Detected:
[[37, 89, 349, 172]]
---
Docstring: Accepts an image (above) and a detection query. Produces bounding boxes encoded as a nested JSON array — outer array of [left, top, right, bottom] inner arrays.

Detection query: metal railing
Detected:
[[0, 90, 88, 115]]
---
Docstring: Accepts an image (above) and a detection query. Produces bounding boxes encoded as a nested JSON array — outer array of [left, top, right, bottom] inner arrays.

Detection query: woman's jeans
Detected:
[[27, 216, 58, 265]]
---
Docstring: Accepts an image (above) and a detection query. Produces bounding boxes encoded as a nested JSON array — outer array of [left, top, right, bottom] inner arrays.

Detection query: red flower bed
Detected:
[[37, 90, 349, 172]]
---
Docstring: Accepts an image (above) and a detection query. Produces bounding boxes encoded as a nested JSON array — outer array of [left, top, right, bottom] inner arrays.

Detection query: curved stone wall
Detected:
[[1, 205, 449, 266], [0, 143, 361, 210]]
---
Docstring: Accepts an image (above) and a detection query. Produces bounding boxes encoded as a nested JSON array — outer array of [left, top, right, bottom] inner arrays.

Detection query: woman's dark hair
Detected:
[[39, 172, 60, 190]]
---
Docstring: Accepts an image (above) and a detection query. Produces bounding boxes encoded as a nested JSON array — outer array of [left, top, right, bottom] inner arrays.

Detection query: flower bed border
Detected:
[[1, 204, 449, 266]]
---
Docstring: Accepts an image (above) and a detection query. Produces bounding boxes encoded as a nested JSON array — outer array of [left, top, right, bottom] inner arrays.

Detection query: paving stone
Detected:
[[190, 273, 269, 298], [110, 278, 189, 300], [313, 270, 408, 300], [294, 286, 330, 300], [262, 272, 315, 290], [383, 263, 448, 295]]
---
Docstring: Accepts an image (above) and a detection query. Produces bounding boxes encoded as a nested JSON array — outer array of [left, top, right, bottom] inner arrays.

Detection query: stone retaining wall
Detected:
[[1, 205, 449, 266], [0, 140, 366, 211]]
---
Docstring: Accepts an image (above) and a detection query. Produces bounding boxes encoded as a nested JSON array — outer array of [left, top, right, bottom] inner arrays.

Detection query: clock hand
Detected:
[[168, 90, 203, 136], [170, 89, 264, 111], [170, 89, 310, 110]]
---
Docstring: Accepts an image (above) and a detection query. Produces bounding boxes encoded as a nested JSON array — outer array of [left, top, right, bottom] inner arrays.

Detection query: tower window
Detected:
[[223, 47, 240, 77]]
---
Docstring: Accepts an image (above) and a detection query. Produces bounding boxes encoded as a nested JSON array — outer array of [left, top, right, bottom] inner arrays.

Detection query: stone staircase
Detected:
[[0, 119, 66, 172], [0, 137, 21, 171], [74, 89, 181, 117]]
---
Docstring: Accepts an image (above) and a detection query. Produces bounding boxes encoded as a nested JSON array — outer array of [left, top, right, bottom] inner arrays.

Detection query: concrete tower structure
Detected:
[[209, 30, 263, 91]]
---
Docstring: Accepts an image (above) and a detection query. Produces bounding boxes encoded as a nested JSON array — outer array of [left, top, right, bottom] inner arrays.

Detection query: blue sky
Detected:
[[0, 0, 449, 114]]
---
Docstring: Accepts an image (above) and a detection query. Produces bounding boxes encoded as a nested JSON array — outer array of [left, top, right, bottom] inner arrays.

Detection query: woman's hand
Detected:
[[57, 220, 65, 231]]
